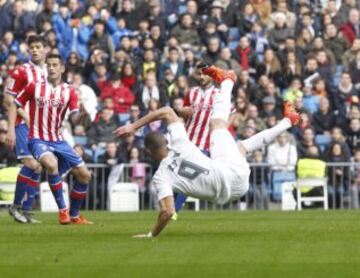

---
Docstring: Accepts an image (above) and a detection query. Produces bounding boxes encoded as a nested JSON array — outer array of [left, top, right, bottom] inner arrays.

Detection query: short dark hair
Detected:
[[27, 35, 45, 47], [145, 132, 167, 150], [46, 53, 63, 64]]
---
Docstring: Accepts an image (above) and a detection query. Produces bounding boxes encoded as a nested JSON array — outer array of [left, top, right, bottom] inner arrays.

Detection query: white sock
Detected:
[[211, 80, 234, 121], [240, 118, 292, 152]]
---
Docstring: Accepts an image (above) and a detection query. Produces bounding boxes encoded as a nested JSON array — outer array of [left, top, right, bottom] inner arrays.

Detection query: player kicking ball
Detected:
[[14, 54, 93, 225], [115, 65, 301, 238]]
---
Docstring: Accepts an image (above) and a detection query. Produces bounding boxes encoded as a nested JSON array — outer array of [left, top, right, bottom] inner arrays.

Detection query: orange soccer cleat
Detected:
[[59, 208, 71, 225], [201, 65, 237, 84], [71, 215, 94, 225], [283, 101, 302, 126]]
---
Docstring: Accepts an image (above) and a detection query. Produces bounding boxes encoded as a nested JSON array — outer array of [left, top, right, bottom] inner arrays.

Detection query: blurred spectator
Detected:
[[136, 71, 167, 111], [9, 0, 36, 40], [100, 71, 135, 114], [233, 36, 257, 72], [351, 148, 360, 208], [297, 127, 321, 158], [215, 47, 242, 75], [87, 108, 119, 149], [121, 62, 138, 91], [326, 142, 351, 208], [343, 38, 360, 69], [237, 3, 259, 36], [98, 141, 124, 166], [249, 0, 272, 25], [115, 0, 139, 31], [340, 8, 360, 45], [269, 0, 297, 30], [72, 72, 98, 121], [171, 13, 201, 48], [333, 72, 359, 116], [312, 97, 337, 135], [159, 47, 184, 80], [323, 23, 349, 64], [267, 132, 298, 171], [346, 117, 360, 153], [89, 20, 115, 60], [36, 0, 56, 33], [267, 12, 294, 51]]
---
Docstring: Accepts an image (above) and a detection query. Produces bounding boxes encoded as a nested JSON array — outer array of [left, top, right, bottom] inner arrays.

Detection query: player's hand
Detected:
[[5, 129, 16, 150], [114, 123, 135, 137], [132, 232, 153, 239]]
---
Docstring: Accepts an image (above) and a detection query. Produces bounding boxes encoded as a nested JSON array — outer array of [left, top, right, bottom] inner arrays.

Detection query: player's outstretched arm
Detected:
[[115, 107, 180, 137], [133, 195, 175, 238]]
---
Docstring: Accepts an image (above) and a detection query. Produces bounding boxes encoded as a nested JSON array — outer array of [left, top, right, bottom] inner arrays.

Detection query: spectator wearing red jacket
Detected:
[[100, 72, 135, 114], [340, 8, 360, 45]]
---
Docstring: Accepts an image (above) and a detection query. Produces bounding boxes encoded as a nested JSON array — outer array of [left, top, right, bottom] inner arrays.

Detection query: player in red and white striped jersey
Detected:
[[4, 35, 47, 224], [172, 62, 230, 215], [15, 54, 93, 225], [15, 81, 78, 142]]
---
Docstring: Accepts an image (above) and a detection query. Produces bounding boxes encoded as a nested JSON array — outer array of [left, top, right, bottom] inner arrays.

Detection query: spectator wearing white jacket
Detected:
[[266, 132, 298, 171], [73, 72, 98, 121]]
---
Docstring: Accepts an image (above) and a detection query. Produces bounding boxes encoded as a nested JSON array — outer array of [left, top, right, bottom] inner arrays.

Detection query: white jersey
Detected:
[[152, 122, 249, 204]]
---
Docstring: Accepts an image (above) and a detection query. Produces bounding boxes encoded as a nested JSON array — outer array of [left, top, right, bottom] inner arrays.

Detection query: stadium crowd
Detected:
[[0, 0, 360, 207]]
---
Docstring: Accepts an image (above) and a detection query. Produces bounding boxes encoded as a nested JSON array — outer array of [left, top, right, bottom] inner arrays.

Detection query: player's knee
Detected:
[[42, 157, 58, 173], [23, 158, 41, 170], [77, 169, 92, 184], [34, 165, 42, 174]]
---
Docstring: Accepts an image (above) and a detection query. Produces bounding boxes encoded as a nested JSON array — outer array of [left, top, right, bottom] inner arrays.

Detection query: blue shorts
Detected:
[[28, 139, 84, 177], [15, 124, 32, 159]]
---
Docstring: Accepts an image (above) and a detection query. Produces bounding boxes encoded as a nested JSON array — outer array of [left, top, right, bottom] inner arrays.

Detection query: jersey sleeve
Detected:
[[14, 83, 35, 107], [152, 167, 173, 200], [5, 67, 28, 96], [167, 121, 191, 152], [68, 87, 79, 114]]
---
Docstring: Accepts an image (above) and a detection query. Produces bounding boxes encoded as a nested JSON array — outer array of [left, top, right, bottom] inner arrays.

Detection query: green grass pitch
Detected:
[[1, 210, 360, 278]]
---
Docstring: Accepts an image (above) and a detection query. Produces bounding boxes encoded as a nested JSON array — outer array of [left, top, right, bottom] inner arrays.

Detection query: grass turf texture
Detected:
[[1, 210, 360, 278]]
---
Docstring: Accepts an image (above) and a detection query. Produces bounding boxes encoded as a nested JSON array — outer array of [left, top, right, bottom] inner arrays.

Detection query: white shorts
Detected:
[[210, 129, 250, 201]]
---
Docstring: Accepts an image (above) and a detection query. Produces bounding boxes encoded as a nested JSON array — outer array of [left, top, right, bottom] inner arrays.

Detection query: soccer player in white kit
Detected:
[[115, 66, 301, 238]]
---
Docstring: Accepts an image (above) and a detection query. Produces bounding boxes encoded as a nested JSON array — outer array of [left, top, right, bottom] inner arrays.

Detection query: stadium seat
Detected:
[[315, 135, 331, 152], [228, 41, 238, 50], [185, 197, 200, 211], [271, 171, 296, 201], [178, 5, 187, 14], [296, 177, 328, 210], [73, 136, 88, 146], [228, 27, 240, 41]]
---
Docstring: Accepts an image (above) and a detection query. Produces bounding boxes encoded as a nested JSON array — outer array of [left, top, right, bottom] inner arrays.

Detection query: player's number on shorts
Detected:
[[177, 160, 209, 180]]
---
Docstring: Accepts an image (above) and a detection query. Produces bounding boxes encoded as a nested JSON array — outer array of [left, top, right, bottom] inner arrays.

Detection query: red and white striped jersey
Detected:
[[5, 62, 47, 126], [15, 81, 79, 141], [183, 85, 219, 151]]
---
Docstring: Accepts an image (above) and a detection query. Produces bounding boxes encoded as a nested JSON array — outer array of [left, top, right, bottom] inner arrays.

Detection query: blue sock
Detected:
[[48, 174, 66, 210], [22, 172, 40, 211], [175, 193, 188, 212], [70, 181, 87, 218], [13, 166, 34, 206]]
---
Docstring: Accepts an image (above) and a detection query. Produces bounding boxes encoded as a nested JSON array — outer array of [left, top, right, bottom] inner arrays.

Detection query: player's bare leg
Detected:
[[69, 166, 93, 225], [239, 102, 301, 153], [39, 153, 70, 225]]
